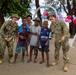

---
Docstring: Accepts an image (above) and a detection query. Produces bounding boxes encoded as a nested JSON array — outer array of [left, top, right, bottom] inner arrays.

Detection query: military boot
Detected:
[[63, 62, 68, 72], [9, 57, 13, 63], [0, 58, 3, 64], [51, 60, 58, 66]]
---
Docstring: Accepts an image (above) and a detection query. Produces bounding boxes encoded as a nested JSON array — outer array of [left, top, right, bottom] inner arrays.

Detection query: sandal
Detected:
[[27, 59, 32, 63], [33, 59, 37, 63], [39, 61, 45, 64], [22, 60, 26, 63], [12, 61, 16, 64], [46, 63, 51, 67], [26, 54, 28, 56]]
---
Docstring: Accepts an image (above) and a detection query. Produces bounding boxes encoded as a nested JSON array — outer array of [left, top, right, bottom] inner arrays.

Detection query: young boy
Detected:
[[39, 20, 52, 67], [27, 17, 41, 63], [26, 15, 32, 56], [14, 17, 30, 63]]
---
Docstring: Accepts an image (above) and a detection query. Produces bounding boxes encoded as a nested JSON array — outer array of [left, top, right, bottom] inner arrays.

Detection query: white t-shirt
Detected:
[[30, 25, 41, 46]]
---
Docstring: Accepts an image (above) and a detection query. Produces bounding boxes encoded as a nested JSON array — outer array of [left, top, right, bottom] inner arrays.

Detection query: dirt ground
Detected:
[[0, 38, 76, 75]]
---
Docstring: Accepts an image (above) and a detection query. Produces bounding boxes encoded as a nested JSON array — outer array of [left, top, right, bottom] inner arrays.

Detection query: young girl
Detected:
[[39, 20, 52, 67]]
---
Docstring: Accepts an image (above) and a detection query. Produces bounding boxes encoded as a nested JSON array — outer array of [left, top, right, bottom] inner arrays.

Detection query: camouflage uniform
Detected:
[[0, 20, 19, 59], [50, 19, 70, 63]]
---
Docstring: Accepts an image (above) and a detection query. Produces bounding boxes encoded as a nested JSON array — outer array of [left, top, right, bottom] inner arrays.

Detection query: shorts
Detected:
[[17, 41, 26, 47], [30, 45, 38, 51], [15, 47, 26, 54], [39, 45, 49, 52]]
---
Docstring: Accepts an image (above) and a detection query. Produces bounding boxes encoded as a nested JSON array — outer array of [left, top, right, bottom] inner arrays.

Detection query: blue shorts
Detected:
[[15, 47, 26, 54], [15, 41, 26, 54]]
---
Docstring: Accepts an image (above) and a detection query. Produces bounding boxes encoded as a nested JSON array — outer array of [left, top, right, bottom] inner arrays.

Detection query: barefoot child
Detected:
[[14, 17, 30, 63], [39, 20, 52, 67], [27, 17, 41, 63]]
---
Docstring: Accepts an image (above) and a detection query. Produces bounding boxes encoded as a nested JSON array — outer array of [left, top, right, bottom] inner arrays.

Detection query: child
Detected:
[[26, 15, 32, 56], [14, 17, 30, 63], [39, 20, 52, 67], [27, 17, 41, 63]]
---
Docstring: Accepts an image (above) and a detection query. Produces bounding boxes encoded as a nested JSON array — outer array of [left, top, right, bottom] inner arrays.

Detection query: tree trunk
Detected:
[[69, 0, 76, 38], [35, 0, 42, 25], [67, 0, 76, 38], [69, 21, 76, 38], [29, 0, 31, 2], [67, 0, 71, 14], [73, 0, 76, 16], [0, 8, 4, 28]]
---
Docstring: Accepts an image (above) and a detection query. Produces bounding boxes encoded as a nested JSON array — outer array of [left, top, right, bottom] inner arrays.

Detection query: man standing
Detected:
[[0, 14, 19, 64], [48, 13, 70, 72]]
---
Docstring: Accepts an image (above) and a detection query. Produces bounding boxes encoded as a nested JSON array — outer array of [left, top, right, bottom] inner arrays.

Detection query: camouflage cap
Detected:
[[33, 17, 40, 22], [48, 12, 56, 18], [11, 14, 19, 19]]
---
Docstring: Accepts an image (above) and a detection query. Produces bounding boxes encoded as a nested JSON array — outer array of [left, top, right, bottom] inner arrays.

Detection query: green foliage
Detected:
[[0, 0, 2, 9], [0, 0, 31, 17]]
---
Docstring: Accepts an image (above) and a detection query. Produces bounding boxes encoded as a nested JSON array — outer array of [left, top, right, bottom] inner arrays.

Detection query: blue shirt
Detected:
[[18, 24, 30, 42], [40, 28, 52, 42], [39, 28, 52, 48], [18, 24, 30, 33]]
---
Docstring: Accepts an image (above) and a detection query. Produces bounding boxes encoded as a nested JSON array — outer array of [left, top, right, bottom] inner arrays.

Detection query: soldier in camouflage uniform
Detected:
[[0, 14, 19, 64], [48, 13, 70, 72]]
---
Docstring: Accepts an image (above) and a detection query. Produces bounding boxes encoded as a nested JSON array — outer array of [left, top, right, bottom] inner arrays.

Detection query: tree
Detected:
[[35, 0, 42, 24], [61, 0, 76, 38], [0, 0, 31, 27]]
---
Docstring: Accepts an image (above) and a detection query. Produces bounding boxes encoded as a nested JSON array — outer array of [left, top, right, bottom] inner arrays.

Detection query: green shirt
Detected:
[[0, 20, 19, 38], [50, 19, 70, 41]]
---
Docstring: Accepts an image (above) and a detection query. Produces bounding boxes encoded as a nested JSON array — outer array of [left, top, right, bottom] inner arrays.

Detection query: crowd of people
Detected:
[[0, 13, 70, 72]]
